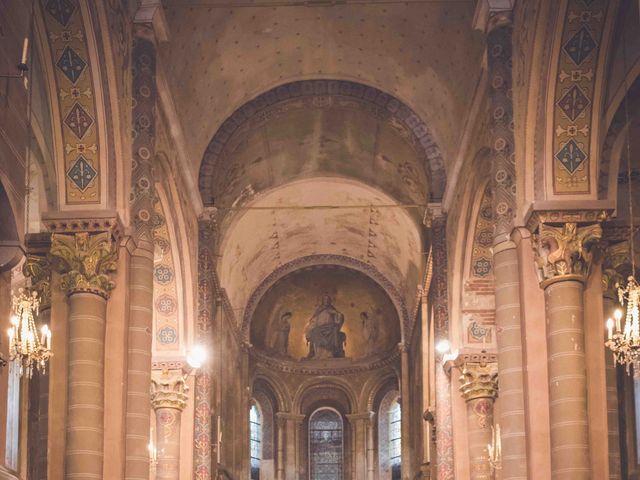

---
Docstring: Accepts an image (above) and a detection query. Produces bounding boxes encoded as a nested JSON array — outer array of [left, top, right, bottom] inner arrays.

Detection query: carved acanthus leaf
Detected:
[[151, 369, 189, 411], [533, 222, 602, 283], [48, 232, 118, 298], [458, 361, 499, 402]]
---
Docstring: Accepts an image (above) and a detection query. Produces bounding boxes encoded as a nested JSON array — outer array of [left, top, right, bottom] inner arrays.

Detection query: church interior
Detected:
[[0, 0, 639, 479]]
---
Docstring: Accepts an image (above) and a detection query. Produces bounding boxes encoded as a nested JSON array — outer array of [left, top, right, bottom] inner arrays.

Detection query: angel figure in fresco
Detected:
[[361, 311, 379, 356], [304, 294, 346, 359], [272, 311, 292, 356]]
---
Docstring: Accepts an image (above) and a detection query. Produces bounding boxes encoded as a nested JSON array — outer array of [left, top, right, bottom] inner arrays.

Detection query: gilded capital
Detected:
[[151, 369, 189, 411], [48, 232, 118, 299], [602, 241, 631, 300], [533, 222, 602, 285], [23, 254, 51, 309], [459, 361, 498, 402]]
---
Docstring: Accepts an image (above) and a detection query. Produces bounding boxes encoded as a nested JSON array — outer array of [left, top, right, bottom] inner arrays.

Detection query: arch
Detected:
[[293, 377, 358, 416], [598, 74, 640, 202], [198, 79, 446, 205], [252, 374, 291, 414], [243, 255, 410, 345], [363, 373, 400, 414]]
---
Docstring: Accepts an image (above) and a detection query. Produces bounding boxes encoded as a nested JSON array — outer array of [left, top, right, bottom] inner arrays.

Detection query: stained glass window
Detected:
[[250, 404, 262, 480], [309, 409, 343, 480], [389, 401, 401, 480]]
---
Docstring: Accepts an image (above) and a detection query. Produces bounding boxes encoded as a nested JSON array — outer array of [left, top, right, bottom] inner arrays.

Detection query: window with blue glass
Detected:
[[309, 408, 343, 480], [389, 401, 401, 480], [250, 404, 262, 480]]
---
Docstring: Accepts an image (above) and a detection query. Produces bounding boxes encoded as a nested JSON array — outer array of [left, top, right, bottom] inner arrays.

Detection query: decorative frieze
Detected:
[[49, 232, 118, 298], [459, 361, 499, 403], [151, 369, 189, 411], [533, 222, 602, 284]]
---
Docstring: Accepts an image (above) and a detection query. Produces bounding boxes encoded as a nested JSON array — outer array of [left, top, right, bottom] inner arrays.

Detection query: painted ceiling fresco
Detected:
[[250, 265, 400, 361]]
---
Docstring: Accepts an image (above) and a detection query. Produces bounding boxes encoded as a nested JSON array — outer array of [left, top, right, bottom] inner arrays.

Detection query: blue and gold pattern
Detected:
[[470, 184, 494, 279], [552, 0, 608, 194], [40, 0, 100, 203]]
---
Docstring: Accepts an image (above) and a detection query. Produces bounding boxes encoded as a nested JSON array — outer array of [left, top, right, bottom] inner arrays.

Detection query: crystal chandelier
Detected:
[[8, 288, 52, 378]]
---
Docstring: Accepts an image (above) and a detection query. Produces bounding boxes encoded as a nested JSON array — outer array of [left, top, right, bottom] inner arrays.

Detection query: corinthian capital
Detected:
[[458, 361, 499, 402], [151, 369, 189, 411], [602, 241, 631, 299], [23, 254, 51, 309], [48, 232, 118, 298], [533, 222, 602, 285]]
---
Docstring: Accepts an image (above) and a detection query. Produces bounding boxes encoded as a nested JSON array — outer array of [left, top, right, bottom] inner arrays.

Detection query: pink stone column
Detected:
[[49, 231, 118, 480], [151, 370, 189, 480], [534, 222, 602, 480]]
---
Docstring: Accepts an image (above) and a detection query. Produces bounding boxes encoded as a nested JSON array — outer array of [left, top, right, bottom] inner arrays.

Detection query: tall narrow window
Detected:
[[309, 408, 343, 480], [389, 401, 401, 480], [5, 359, 20, 470], [250, 404, 262, 480]]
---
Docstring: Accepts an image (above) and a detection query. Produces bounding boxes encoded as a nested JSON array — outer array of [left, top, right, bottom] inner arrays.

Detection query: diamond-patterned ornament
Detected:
[[563, 27, 597, 66], [557, 85, 590, 121], [64, 102, 94, 138], [56, 46, 87, 84], [45, 0, 76, 26], [66, 156, 97, 191], [555, 139, 587, 174]]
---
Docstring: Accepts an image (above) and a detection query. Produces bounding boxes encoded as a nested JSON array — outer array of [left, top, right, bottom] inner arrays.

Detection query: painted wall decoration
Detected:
[[250, 266, 400, 361], [152, 193, 180, 352], [470, 184, 494, 279], [40, 0, 101, 203], [551, 0, 609, 194]]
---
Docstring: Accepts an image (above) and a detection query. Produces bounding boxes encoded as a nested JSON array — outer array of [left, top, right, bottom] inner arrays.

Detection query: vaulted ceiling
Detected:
[[159, 0, 485, 180]]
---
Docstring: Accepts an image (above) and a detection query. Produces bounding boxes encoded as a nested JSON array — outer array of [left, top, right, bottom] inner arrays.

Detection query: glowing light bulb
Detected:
[[607, 318, 614, 340], [435, 339, 451, 354], [187, 345, 207, 369]]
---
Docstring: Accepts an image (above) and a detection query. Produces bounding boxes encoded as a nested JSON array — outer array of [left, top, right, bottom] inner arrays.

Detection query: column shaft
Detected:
[[400, 345, 411, 477], [466, 397, 494, 480], [276, 417, 284, 480], [493, 244, 527, 476], [545, 279, 590, 478], [65, 292, 107, 480], [155, 407, 182, 480], [37, 308, 50, 480], [125, 249, 154, 480], [367, 415, 375, 480]]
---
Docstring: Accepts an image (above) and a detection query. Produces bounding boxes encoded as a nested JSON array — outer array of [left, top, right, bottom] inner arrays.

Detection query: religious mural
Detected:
[[250, 266, 400, 361]]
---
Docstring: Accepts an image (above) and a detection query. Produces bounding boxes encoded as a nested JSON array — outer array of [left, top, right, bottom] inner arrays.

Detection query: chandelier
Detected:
[[8, 288, 52, 378]]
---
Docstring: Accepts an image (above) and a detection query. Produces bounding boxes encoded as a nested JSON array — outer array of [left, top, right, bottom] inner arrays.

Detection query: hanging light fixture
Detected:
[[605, 19, 638, 373], [6, 0, 52, 379], [8, 288, 51, 378]]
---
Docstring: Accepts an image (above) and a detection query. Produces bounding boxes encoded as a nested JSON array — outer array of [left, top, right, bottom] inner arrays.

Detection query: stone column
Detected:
[[346, 413, 369, 479], [125, 25, 158, 480], [49, 231, 118, 480], [484, 8, 529, 479], [275, 414, 285, 480], [151, 369, 189, 480], [534, 222, 602, 479], [429, 210, 454, 480], [457, 355, 499, 480], [194, 208, 218, 480], [601, 241, 628, 480], [23, 249, 51, 480], [399, 342, 411, 477], [277, 413, 303, 480], [367, 412, 376, 480]]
